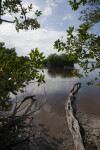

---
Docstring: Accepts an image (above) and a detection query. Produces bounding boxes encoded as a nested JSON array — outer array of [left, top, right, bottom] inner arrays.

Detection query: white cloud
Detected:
[[40, 17, 47, 24], [26, 11, 34, 18], [58, 22, 63, 25], [62, 14, 73, 20], [46, 0, 64, 7], [46, 0, 57, 7], [3, 14, 13, 18], [43, 7, 52, 16], [55, 0, 64, 3], [0, 23, 67, 56]]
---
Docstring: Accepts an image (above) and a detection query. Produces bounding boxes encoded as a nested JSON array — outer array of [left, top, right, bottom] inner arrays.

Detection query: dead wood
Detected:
[[65, 83, 85, 150]]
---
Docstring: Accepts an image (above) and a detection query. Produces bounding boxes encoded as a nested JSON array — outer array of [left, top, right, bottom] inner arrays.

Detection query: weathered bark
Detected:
[[65, 83, 85, 150]]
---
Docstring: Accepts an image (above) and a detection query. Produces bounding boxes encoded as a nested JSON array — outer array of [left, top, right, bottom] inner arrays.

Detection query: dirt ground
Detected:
[[76, 111, 100, 150], [76, 87, 100, 150]]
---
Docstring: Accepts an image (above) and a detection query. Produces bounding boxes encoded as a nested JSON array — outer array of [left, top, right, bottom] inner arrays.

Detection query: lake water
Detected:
[[2, 64, 100, 150], [25, 65, 100, 117]]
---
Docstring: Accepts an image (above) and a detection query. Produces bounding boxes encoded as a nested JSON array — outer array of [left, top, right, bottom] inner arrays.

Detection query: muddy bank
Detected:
[[75, 86, 100, 149], [76, 111, 100, 150]]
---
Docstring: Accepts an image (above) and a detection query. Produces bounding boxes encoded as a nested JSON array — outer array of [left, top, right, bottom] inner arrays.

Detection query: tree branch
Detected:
[[18, 2, 27, 21], [0, 18, 14, 23]]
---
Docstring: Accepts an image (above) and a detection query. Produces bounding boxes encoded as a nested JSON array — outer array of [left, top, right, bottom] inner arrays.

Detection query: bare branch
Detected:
[[0, 18, 14, 23]]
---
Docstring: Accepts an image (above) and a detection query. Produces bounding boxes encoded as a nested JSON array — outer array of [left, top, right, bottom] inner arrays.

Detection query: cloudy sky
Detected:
[[0, 0, 98, 57]]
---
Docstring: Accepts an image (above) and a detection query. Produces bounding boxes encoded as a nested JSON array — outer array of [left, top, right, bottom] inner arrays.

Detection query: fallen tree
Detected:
[[65, 83, 85, 150]]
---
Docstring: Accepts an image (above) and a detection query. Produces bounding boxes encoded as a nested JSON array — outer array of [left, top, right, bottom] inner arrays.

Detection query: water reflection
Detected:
[[47, 67, 75, 78], [31, 67, 100, 117], [1, 66, 100, 117]]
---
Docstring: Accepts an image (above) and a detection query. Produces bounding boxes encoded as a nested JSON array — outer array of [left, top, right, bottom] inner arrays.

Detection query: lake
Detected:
[[25, 64, 100, 117], [24, 65, 100, 149], [2, 64, 100, 150]]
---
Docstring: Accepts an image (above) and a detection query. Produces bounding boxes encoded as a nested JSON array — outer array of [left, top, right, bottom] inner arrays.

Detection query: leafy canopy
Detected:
[[54, 0, 100, 86], [0, 0, 42, 31], [0, 42, 45, 109]]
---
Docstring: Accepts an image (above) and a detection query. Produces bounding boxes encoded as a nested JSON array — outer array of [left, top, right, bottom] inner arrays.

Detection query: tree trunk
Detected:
[[65, 83, 85, 150]]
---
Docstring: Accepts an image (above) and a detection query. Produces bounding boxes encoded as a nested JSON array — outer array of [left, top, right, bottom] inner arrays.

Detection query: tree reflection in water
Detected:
[[47, 67, 75, 78]]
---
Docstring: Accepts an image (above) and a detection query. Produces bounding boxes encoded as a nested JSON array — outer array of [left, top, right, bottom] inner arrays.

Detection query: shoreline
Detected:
[[76, 110, 100, 150]]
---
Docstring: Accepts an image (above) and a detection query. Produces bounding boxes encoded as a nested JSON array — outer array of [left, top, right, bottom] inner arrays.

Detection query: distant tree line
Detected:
[[42, 53, 74, 68]]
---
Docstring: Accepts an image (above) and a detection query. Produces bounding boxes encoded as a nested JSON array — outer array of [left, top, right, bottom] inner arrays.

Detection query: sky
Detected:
[[0, 0, 99, 57]]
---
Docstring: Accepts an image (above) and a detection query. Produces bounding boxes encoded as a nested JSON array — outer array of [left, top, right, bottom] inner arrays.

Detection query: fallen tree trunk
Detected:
[[65, 83, 85, 150]]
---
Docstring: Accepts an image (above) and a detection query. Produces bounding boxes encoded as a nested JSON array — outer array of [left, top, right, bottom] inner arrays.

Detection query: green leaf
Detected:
[[24, 61, 30, 65], [95, 77, 98, 80], [97, 83, 100, 86]]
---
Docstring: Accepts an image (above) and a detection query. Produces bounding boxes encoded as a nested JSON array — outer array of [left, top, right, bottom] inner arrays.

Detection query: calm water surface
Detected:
[[6, 65, 99, 150], [25, 66, 100, 117]]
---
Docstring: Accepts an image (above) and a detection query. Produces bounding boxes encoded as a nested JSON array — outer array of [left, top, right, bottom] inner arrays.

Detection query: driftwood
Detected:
[[65, 83, 85, 150]]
